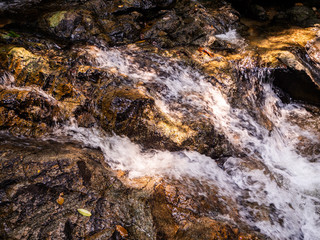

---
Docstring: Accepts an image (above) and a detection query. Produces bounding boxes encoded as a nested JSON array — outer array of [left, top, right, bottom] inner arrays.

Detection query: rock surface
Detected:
[[0, 135, 263, 239], [1, 0, 320, 239]]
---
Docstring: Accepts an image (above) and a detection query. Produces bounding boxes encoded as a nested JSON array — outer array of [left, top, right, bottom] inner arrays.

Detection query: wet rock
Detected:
[[39, 10, 102, 42], [0, 137, 160, 240], [0, 0, 90, 18], [249, 4, 268, 21], [306, 36, 320, 66], [105, 0, 175, 14], [99, 12, 142, 44], [0, 39, 232, 157], [0, 86, 65, 136], [95, 85, 232, 156], [143, 2, 240, 47], [266, 46, 320, 106], [288, 5, 319, 26], [150, 180, 264, 240], [174, 217, 258, 240], [0, 136, 264, 240], [273, 5, 320, 27], [1, 1, 320, 238]]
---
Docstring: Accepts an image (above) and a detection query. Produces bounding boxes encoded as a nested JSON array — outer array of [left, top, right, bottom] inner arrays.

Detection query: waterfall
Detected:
[[56, 46, 320, 240]]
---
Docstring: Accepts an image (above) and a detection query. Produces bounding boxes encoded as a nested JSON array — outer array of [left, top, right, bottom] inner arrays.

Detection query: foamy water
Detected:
[[215, 28, 246, 46], [59, 46, 320, 239]]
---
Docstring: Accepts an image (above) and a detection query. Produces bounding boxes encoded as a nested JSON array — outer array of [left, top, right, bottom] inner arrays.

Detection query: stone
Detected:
[[0, 86, 65, 136], [39, 10, 101, 42]]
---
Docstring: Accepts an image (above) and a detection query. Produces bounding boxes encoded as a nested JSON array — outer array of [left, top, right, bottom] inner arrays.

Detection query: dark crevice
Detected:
[[271, 68, 320, 106]]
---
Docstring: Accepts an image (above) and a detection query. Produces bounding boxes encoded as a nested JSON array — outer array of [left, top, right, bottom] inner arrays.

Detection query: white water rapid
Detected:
[[57, 46, 320, 240]]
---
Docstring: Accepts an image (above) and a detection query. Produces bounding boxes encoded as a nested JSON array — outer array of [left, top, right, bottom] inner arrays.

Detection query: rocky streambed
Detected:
[[1, 0, 320, 239]]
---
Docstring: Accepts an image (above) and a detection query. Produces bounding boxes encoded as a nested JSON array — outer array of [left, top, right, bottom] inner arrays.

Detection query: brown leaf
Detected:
[[56, 193, 64, 205], [116, 225, 128, 237]]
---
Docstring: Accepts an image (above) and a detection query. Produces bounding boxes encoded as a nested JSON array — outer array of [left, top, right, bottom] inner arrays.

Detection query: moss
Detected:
[[48, 11, 67, 28], [8, 47, 37, 60]]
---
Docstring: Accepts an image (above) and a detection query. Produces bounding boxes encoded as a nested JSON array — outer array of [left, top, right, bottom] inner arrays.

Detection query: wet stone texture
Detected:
[[0, 137, 263, 240], [0, 0, 320, 239]]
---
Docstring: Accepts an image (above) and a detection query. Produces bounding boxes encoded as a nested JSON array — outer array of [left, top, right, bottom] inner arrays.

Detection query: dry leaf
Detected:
[[56, 193, 64, 205], [116, 225, 128, 237]]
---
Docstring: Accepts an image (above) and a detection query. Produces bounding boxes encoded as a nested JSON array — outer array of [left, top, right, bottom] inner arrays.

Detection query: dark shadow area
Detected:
[[271, 68, 320, 106]]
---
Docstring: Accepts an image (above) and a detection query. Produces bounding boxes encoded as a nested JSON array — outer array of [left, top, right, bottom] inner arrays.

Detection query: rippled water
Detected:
[[56, 46, 320, 239]]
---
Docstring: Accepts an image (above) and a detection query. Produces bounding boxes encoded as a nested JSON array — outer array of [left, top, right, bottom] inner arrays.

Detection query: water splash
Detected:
[[65, 46, 320, 239], [215, 28, 246, 46]]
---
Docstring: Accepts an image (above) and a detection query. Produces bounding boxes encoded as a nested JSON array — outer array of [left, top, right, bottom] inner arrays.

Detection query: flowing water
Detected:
[[50, 45, 320, 239]]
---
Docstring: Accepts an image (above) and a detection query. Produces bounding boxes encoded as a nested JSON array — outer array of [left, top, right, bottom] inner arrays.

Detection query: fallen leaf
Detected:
[[77, 208, 92, 217], [198, 47, 214, 57], [116, 225, 128, 237], [56, 193, 64, 205]]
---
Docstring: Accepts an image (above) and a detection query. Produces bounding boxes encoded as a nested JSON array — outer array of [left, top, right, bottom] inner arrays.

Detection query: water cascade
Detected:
[[1, 0, 320, 239], [54, 46, 320, 240]]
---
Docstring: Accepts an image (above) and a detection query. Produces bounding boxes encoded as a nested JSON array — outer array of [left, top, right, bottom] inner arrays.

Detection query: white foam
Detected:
[[0, 71, 15, 86], [215, 29, 245, 46], [58, 123, 236, 197]]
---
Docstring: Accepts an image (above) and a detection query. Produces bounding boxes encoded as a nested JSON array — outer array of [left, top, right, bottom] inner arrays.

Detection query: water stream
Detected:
[[52, 45, 320, 239]]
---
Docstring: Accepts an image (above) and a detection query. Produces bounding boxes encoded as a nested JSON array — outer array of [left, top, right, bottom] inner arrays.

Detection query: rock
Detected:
[[249, 4, 268, 21], [0, 39, 233, 157], [150, 180, 265, 240], [1, 0, 320, 238], [287, 5, 320, 26], [174, 217, 258, 240], [0, 86, 65, 136], [39, 10, 101, 42], [306, 36, 320, 66], [268, 47, 320, 106], [0, 136, 160, 239], [99, 12, 142, 44], [105, 0, 175, 14], [0, 135, 264, 239], [273, 5, 320, 27], [271, 68, 320, 106], [0, 0, 90, 18], [143, 2, 240, 47]]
